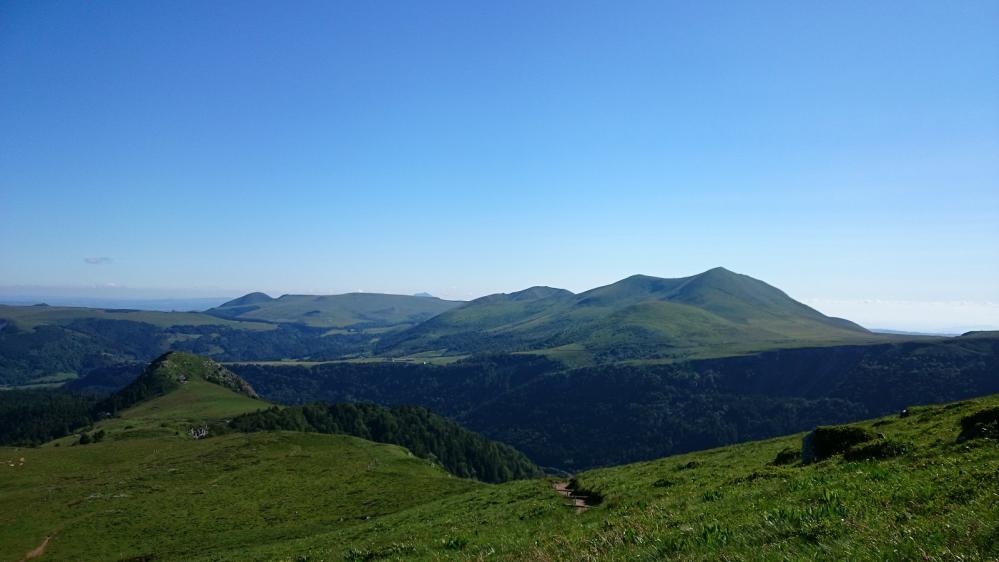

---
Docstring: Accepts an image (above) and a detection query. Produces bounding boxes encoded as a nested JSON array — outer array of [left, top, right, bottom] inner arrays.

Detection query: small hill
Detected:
[[96, 351, 259, 415], [380, 267, 880, 360], [207, 291, 464, 329], [217, 291, 274, 307]]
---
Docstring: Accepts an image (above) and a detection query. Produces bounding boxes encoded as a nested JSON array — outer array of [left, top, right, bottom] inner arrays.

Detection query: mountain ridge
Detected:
[[379, 267, 876, 359], [207, 291, 464, 329]]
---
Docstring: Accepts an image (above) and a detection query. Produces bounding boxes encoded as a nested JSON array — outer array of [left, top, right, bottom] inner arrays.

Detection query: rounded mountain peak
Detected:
[[219, 292, 274, 308]]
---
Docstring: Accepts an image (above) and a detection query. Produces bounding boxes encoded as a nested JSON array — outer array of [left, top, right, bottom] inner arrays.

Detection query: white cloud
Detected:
[[84, 257, 113, 265]]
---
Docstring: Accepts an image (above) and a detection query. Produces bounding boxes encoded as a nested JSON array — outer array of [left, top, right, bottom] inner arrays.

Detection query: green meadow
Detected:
[[3, 375, 996, 560]]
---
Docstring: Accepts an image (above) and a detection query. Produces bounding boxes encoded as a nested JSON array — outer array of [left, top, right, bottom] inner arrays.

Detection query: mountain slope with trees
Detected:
[[231, 333, 999, 470]]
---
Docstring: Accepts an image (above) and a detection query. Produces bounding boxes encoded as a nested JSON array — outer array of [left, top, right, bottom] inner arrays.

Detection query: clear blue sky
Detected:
[[1, 1, 997, 330]]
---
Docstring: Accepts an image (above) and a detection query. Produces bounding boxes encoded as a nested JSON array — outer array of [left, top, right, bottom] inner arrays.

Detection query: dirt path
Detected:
[[553, 481, 592, 513], [20, 535, 50, 561]]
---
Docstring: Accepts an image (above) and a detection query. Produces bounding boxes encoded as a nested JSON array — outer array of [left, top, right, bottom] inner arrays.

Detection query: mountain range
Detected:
[[1, 267, 906, 387], [378, 267, 878, 361]]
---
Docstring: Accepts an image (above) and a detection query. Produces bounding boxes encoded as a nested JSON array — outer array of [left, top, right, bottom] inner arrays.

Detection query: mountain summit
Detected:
[[379, 268, 873, 360], [97, 352, 259, 415]]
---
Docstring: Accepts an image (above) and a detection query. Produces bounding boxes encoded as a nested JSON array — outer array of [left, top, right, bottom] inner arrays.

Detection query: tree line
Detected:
[[229, 402, 542, 483]]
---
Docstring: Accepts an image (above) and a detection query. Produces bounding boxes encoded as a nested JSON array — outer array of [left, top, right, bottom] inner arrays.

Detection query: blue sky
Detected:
[[1, 1, 997, 330]]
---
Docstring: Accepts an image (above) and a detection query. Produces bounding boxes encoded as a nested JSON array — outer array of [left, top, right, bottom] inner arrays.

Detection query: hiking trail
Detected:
[[553, 481, 594, 513]]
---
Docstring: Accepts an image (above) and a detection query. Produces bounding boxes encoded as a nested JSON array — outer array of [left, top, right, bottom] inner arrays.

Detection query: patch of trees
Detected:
[[229, 401, 542, 483], [64, 362, 144, 394], [0, 318, 170, 387], [77, 429, 106, 445], [0, 390, 100, 446], [230, 354, 561, 412]]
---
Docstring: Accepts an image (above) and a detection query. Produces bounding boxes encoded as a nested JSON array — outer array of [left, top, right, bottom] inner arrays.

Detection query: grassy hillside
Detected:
[[6, 393, 994, 560], [223, 394, 999, 560], [0, 352, 546, 561], [1, 432, 480, 561], [380, 267, 889, 361], [207, 292, 463, 329]]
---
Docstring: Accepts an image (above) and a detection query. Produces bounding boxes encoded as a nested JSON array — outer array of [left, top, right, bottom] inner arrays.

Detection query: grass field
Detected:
[[235, 394, 999, 561], [1, 432, 479, 561], [3, 376, 997, 560]]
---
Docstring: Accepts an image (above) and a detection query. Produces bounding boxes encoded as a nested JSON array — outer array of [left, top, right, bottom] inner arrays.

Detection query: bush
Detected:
[[802, 425, 874, 463], [958, 407, 999, 441], [843, 438, 910, 461], [772, 447, 800, 465]]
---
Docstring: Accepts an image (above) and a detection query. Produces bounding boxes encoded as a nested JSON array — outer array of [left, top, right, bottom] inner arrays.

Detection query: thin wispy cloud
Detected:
[[84, 257, 113, 265]]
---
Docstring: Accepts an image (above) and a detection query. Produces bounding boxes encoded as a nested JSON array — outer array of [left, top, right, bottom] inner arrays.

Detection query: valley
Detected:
[[1, 350, 996, 560]]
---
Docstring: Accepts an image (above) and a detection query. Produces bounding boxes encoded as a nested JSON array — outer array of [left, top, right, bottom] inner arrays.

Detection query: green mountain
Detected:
[[380, 267, 881, 361], [207, 291, 463, 329], [3, 381, 996, 559]]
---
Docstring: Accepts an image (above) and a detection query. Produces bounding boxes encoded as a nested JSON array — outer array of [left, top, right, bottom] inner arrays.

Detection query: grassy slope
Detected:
[[4, 390, 996, 560], [0, 355, 481, 561], [208, 293, 463, 329], [0, 433, 479, 561], [243, 394, 999, 561]]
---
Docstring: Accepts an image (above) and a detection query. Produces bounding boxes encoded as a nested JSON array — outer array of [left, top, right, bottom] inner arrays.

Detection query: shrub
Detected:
[[843, 438, 910, 461], [802, 425, 874, 463], [958, 407, 999, 441], [772, 447, 799, 465]]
